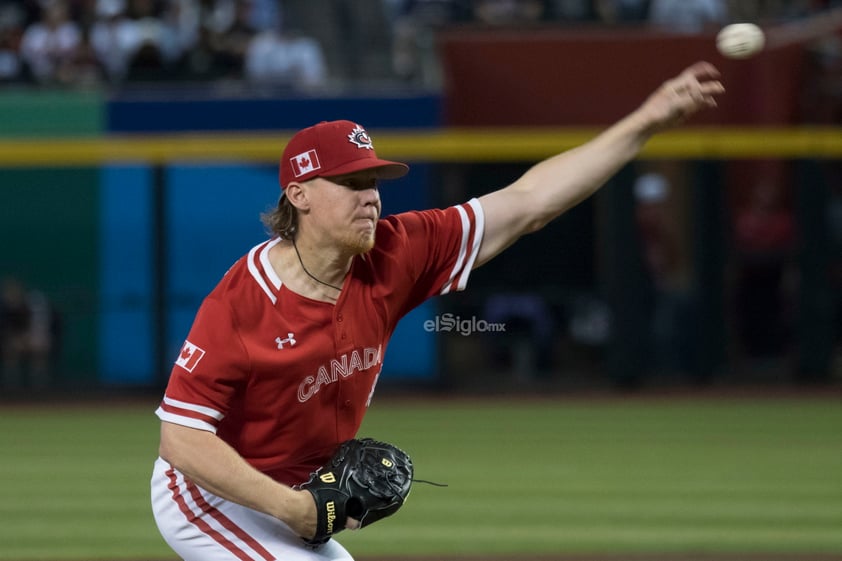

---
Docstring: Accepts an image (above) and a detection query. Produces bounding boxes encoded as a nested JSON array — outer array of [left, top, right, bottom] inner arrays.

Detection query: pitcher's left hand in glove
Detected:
[[299, 438, 413, 545]]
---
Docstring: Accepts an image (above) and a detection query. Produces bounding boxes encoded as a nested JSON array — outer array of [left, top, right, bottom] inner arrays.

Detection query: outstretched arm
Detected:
[[474, 61, 725, 268]]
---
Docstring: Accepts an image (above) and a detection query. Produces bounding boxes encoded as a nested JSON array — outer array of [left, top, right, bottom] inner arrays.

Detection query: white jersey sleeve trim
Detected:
[[456, 198, 484, 291], [156, 406, 218, 433], [441, 198, 484, 295], [259, 237, 283, 290], [440, 206, 470, 294], [163, 396, 225, 420], [247, 241, 277, 305]]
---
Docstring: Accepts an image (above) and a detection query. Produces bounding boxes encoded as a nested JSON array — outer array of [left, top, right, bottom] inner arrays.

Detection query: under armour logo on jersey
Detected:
[[276, 333, 297, 349]]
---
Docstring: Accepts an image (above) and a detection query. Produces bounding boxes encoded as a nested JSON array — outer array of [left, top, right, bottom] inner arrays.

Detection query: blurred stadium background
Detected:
[[0, 0, 841, 559], [1, 0, 840, 395]]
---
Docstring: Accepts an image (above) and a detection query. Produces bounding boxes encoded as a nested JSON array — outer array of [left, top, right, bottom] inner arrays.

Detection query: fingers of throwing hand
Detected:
[[681, 61, 721, 81], [687, 79, 725, 108], [678, 61, 726, 101], [666, 75, 724, 108], [645, 61, 725, 128]]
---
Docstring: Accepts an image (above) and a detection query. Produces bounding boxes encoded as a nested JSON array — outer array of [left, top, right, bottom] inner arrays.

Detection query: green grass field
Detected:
[[0, 395, 840, 560]]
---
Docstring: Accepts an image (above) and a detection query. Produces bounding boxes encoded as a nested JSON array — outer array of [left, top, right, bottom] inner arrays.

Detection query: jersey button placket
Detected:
[[335, 309, 349, 345]]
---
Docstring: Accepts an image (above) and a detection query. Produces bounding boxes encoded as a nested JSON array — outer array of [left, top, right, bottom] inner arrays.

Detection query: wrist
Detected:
[[623, 106, 660, 141], [272, 487, 316, 538]]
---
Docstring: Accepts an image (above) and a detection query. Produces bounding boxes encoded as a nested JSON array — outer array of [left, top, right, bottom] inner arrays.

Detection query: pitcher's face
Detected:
[[307, 170, 382, 254]]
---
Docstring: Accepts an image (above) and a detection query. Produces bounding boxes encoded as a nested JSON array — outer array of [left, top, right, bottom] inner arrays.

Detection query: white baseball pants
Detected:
[[151, 457, 354, 561]]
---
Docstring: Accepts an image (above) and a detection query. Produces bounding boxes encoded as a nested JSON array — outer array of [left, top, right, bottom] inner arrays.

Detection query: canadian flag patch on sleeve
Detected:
[[175, 340, 206, 372]]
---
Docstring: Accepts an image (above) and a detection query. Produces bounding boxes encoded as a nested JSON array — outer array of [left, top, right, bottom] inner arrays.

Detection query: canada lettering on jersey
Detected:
[[297, 345, 383, 402]]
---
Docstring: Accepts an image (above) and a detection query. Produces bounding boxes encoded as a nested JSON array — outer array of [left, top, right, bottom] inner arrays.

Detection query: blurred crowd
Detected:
[[1, 276, 59, 393], [0, 0, 839, 90]]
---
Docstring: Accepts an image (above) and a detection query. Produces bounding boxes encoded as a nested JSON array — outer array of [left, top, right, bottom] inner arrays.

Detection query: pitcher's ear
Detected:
[[285, 181, 310, 211]]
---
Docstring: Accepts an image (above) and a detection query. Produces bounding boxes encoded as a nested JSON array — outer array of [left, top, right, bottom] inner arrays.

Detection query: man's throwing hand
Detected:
[[640, 61, 726, 132]]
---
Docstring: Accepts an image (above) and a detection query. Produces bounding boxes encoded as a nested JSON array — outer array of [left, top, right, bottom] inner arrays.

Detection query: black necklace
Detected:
[[292, 238, 343, 292]]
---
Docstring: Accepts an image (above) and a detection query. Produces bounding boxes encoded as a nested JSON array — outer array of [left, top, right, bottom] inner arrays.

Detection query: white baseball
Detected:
[[716, 23, 765, 59]]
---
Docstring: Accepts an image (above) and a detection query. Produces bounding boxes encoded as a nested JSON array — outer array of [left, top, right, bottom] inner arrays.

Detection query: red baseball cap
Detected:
[[278, 120, 409, 194]]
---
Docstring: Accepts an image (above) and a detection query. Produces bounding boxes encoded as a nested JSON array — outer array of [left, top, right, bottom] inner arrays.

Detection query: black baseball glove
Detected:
[[298, 438, 413, 546]]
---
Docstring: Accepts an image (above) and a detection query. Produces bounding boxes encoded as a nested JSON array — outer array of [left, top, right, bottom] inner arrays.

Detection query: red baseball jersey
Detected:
[[156, 199, 484, 485]]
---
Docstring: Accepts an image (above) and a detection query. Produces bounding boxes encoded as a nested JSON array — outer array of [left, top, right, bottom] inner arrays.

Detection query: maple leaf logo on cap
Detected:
[[347, 125, 374, 150]]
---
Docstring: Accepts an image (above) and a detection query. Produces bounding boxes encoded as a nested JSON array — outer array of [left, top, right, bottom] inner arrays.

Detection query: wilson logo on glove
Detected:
[[325, 501, 337, 534], [298, 438, 414, 546]]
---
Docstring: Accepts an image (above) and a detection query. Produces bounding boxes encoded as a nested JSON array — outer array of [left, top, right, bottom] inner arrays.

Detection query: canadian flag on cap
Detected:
[[290, 149, 321, 178]]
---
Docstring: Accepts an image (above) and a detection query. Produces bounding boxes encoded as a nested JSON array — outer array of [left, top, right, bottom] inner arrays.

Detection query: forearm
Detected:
[[517, 109, 652, 228], [475, 62, 723, 267], [476, 110, 652, 266], [159, 422, 314, 534]]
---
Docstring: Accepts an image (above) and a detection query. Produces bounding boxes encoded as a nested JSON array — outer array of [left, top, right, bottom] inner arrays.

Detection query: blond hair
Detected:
[[260, 196, 298, 239]]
